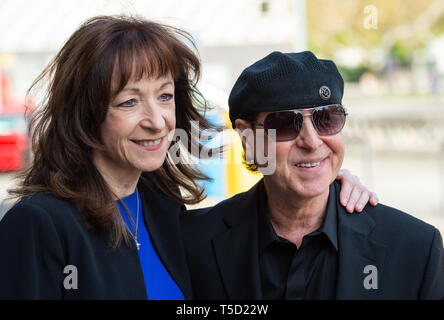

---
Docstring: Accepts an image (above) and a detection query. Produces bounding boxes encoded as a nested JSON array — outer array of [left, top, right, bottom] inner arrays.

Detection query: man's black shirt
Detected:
[[258, 183, 339, 299]]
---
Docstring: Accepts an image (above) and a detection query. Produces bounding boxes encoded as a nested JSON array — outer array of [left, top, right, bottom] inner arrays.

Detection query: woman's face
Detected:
[[94, 74, 176, 177]]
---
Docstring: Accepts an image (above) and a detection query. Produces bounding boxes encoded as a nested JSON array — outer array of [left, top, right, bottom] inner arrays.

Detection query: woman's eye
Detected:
[[118, 99, 137, 107], [160, 93, 173, 102]]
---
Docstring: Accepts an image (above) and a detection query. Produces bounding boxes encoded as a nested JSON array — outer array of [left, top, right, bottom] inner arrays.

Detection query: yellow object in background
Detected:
[[187, 108, 261, 210], [222, 109, 262, 198]]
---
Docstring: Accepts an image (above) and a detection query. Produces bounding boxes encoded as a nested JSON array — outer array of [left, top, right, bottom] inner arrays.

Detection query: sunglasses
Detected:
[[253, 104, 347, 141]]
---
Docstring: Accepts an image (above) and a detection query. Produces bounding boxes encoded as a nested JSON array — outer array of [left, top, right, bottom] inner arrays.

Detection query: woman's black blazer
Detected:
[[0, 181, 192, 299]]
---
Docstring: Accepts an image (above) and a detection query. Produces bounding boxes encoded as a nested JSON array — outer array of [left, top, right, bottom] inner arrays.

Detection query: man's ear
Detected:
[[234, 119, 253, 131], [234, 119, 253, 150]]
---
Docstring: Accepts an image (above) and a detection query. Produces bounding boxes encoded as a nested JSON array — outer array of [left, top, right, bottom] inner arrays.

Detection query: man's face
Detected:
[[256, 109, 345, 199]]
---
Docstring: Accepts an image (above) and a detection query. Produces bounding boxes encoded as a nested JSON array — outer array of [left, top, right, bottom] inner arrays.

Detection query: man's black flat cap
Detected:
[[228, 51, 344, 128]]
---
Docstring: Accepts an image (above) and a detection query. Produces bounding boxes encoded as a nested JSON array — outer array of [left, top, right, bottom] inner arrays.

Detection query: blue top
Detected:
[[116, 188, 185, 300]]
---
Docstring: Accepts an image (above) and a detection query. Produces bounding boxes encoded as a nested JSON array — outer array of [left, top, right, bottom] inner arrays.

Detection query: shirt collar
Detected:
[[316, 183, 338, 251], [257, 180, 278, 252], [258, 181, 338, 252]]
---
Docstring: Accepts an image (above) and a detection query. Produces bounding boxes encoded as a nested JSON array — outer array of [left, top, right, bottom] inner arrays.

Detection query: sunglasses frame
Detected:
[[253, 104, 348, 141]]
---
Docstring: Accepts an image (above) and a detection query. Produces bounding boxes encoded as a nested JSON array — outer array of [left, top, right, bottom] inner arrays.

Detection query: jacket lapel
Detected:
[[334, 183, 387, 299], [212, 181, 264, 299], [210, 179, 387, 300], [138, 181, 193, 300]]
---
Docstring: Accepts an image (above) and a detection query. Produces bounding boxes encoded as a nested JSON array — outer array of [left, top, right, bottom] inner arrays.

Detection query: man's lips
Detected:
[[294, 157, 327, 168]]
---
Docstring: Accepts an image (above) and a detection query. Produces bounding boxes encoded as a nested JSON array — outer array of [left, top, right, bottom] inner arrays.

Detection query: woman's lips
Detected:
[[131, 137, 164, 151]]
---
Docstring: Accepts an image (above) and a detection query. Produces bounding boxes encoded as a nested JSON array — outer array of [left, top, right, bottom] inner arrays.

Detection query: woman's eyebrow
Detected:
[[120, 81, 173, 93], [121, 87, 140, 93], [160, 81, 174, 89]]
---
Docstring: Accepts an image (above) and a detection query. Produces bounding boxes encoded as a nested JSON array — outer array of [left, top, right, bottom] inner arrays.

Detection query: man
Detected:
[[181, 51, 444, 299]]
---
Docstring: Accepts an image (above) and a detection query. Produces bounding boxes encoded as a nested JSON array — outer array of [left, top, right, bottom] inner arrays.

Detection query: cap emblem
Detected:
[[319, 86, 331, 100]]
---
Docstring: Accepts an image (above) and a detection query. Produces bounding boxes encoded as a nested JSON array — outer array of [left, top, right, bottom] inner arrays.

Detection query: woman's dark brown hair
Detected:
[[9, 15, 219, 247]]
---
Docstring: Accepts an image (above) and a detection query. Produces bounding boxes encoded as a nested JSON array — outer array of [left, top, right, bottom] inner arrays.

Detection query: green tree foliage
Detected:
[[306, 0, 444, 59]]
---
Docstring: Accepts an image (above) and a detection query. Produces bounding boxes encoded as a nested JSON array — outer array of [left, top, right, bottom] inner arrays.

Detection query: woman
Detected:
[[0, 16, 375, 299]]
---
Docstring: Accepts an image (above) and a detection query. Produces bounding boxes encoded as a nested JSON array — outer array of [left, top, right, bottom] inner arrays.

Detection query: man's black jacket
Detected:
[[181, 180, 444, 299]]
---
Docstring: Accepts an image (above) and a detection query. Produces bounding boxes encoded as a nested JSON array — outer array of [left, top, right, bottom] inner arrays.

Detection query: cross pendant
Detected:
[[135, 239, 141, 251]]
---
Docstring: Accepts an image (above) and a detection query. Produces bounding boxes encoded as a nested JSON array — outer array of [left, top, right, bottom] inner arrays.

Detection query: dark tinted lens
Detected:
[[264, 111, 301, 141], [312, 105, 346, 136]]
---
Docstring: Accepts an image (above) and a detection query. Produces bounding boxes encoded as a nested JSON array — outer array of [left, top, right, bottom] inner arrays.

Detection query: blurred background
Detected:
[[0, 0, 443, 235]]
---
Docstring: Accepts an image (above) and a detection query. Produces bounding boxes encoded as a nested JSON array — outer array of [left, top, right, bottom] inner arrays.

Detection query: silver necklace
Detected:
[[126, 189, 141, 251]]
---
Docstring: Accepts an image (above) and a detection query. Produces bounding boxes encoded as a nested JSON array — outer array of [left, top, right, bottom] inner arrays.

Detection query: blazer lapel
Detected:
[[334, 183, 387, 299], [211, 181, 264, 299], [138, 181, 193, 300]]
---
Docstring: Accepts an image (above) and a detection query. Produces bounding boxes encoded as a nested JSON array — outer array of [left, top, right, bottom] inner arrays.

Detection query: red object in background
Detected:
[[0, 133, 27, 171], [0, 70, 31, 172]]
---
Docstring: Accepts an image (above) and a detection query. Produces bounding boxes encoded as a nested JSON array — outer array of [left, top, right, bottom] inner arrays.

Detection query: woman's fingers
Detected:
[[337, 170, 379, 213]]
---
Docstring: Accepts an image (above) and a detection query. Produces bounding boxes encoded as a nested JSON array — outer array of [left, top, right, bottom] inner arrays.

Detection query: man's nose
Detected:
[[295, 116, 323, 150]]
